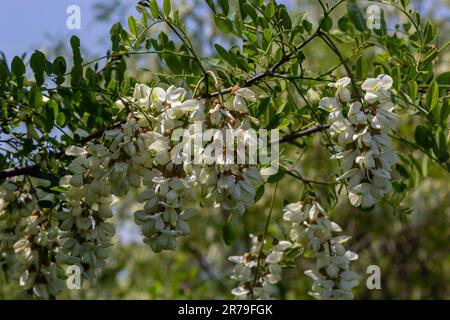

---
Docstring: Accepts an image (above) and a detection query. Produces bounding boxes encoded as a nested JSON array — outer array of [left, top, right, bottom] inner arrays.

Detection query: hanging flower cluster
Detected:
[[283, 200, 360, 299], [129, 85, 205, 252], [229, 234, 291, 299], [113, 84, 264, 251], [57, 144, 116, 283], [13, 209, 66, 299], [53, 82, 264, 277], [320, 75, 398, 208], [0, 182, 36, 280], [1, 181, 68, 299], [202, 88, 264, 215]]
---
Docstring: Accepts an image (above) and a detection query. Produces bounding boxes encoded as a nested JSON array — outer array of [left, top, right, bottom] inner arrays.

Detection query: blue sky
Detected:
[[0, 0, 136, 62], [0, 0, 448, 63]]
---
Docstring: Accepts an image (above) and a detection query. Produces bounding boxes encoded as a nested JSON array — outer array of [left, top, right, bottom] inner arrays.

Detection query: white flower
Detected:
[[362, 74, 392, 91], [371, 109, 397, 130], [266, 251, 283, 264], [232, 88, 256, 113], [217, 175, 236, 194], [319, 96, 341, 112], [133, 83, 151, 107], [331, 149, 358, 170], [329, 77, 352, 102], [65, 146, 87, 156], [236, 87, 257, 100], [243, 167, 264, 185], [348, 183, 375, 208], [355, 150, 376, 169], [347, 101, 367, 124], [231, 286, 250, 297], [283, 202, 304, 223], [362, 74, 393, 104]]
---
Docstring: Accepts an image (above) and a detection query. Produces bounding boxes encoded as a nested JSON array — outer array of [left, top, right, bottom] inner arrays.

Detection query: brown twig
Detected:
[[277, 124, 330, 144]]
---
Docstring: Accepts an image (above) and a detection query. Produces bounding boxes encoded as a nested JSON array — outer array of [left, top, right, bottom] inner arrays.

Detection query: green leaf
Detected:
[[302, 19, 312, 33], [407, 80, 418, 100], [11, 56, 25, 87], [426, 80, 439, 111], [205, 0, 216, 13], [53, 56, 66, 85], [128, 16, 138, 36], [163, 0, 171, 16], [279, 6, 292, 30], [338, 16, 349, 32], [395, 164, 409, 179], [433, 132, 449, 162], [320, 15, 333, 32], [265, 1, 275, 19], [53, 56, 67, 76], [0, 58, 9, 82], [254, 184, 265, 203], [276, 118, 291, 129], [214, 14, 233, 33], [56, 112, 66, 126], [162, 51, 181, 74], [70, 36, 81, 59], [263, 28, 272, 42], [415, 125, 433, 149], [70, 36, 83, 86], [391, 66, 401, 91], [267, 170, 285, 184], [421, 47, 438, 66], [355, 55, 368, 80], [30, 51, 46, 86], [48, 99, 59, 118], [440, 100, 450, 124], [347, 0, 366, 32], [218, 0, 229, 15], [266, 112, 285, 129], [436, 72, 450, 86], [244, 4, 257, 23], [110, 22, 123, 52], [400, 0, 409, 8], [222, 215, 236, 246], [29, 86, 44, 108], [149, 0, 159, 18], [238, 0, 247, 19], [51, 57, 67, 85], [214, 44, 235, 66], [424, 22, 436, 44]]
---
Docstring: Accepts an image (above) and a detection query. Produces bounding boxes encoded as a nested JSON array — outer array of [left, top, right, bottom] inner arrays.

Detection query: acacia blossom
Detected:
[[113, 83, 263, 252], [283, 201, 360, 299], [52, 83, 262, 275], [57, 143, 115, 283], [1, 181, 66, 299], [320, 75, 397, 208], [229, 234, 291, 299]]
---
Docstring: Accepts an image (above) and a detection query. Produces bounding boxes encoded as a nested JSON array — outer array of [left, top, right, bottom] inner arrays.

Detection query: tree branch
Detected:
[[0, 165, 41, 179], [0, 120, 125, 179], [318, 31, 361, 100], [278, 124, 330, 144], [204, 31, 320, 99]]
